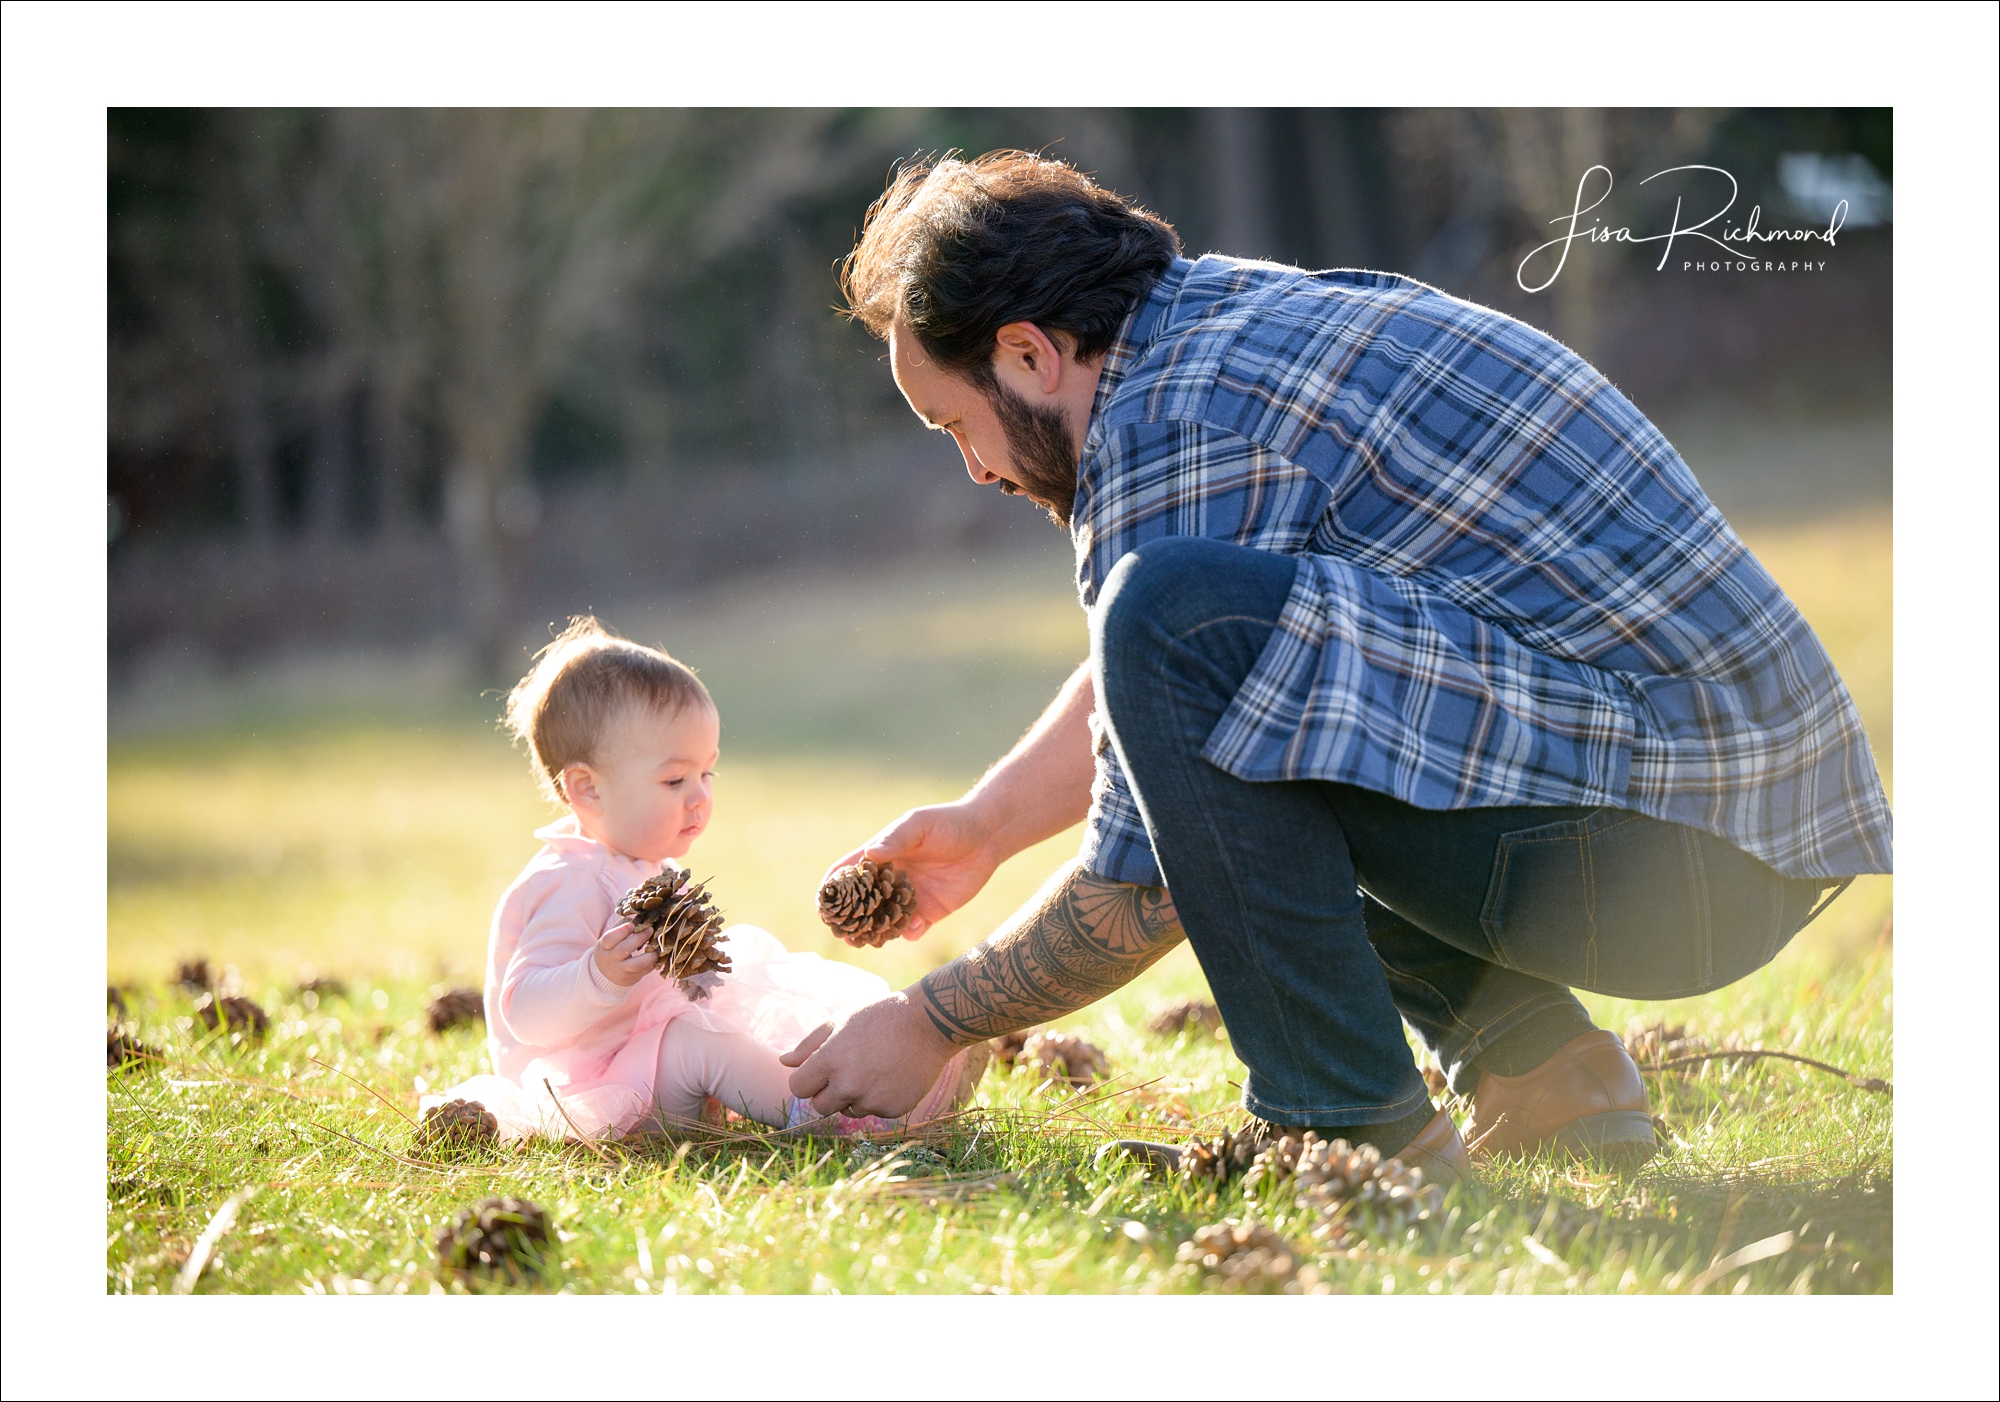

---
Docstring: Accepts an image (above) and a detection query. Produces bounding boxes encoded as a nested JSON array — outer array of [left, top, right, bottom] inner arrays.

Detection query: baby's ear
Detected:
[[562, 762, 602, 812]]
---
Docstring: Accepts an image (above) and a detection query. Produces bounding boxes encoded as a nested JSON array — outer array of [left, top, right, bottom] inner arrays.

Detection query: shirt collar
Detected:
[[532, 815, 671, 876], [1078, 257, 1192, 467]]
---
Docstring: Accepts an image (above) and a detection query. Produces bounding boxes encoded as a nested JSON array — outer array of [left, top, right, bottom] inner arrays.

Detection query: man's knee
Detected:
[[1093, 537, 1297, 670]]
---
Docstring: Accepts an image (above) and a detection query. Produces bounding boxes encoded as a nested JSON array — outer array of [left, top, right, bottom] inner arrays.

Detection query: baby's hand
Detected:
[[594, 920, 658, 988]]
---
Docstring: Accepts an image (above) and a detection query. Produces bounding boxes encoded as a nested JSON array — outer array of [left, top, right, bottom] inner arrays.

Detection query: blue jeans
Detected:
[[1092, 537, 1835, 1126]]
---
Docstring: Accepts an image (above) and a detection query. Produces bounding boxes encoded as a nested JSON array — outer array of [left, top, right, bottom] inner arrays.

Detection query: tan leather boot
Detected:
[[1465, 1029, 1656, 1165], [1393, 1108, 1473, 1189]]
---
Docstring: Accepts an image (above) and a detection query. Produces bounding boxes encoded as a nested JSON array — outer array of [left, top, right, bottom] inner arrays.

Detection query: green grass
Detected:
[[106, 511, 1892, 1294]]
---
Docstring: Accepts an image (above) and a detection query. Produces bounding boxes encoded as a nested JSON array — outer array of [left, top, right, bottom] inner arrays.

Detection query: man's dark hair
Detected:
[[841, 150, 1181, 384]]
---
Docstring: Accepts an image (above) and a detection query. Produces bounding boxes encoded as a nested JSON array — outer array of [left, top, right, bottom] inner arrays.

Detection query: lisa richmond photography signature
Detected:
[[1518, 164, 1848, 292]]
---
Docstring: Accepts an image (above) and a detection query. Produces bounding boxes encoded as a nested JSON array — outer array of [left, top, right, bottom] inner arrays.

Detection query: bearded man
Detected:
[[781, 152, 1892, 1181]]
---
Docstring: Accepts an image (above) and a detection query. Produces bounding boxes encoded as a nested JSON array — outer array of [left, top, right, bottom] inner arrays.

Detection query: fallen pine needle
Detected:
[[1689, 1230, 1795, 1293], [310, 1054, 419, 1124], [174, 1187, 255, 1294], [311, 1120, 451, 1173], [544, 1078, 617, 1163]]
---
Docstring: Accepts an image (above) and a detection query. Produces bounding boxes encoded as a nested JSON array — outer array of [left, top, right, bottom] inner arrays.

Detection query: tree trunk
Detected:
[[306, 376, 352, 538], [220, 360, 277, 546], [202, 174, 278, 546], [1204, 109, 1277, 261]]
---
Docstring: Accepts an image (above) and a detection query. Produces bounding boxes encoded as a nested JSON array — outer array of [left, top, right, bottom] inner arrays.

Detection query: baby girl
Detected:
[[427, 617, 982, 1142]]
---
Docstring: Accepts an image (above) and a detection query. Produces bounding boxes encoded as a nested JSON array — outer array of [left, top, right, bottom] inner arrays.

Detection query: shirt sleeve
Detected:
[[497, 869, 637, 1046], [1070, 419, 1331, 889], [1074, 708, 1165, 888]]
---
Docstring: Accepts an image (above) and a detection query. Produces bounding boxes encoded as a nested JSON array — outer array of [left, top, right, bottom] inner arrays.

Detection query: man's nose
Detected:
[[952, 430, 998, 485]]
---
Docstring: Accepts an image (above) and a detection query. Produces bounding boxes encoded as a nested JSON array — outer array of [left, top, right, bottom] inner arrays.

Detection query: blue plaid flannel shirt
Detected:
[[1071, 257, 1893, 887]]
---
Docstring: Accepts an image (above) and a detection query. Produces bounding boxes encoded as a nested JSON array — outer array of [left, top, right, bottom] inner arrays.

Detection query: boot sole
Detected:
[[1552, 1111, 1658, 1167]]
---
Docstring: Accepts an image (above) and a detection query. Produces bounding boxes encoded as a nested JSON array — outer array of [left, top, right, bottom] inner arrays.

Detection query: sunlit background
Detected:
[[107, 108, 1892, 995]]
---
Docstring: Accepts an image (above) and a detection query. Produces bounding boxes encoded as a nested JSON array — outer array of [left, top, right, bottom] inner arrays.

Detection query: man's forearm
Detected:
[[961, 660, 1097, 863], [914, 860, 1184, 1043]]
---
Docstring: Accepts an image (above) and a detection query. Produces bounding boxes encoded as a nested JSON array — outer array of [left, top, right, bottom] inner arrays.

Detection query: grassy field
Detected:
[[106, 509, 1893, 1295]]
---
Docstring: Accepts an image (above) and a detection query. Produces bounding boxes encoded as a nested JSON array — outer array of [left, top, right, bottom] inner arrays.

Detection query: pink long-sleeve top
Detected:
[[480, 817, 699, 1131]]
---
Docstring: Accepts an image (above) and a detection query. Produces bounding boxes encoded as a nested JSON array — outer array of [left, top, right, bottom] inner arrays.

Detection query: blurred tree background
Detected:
[[107, 108, 1891, 684]]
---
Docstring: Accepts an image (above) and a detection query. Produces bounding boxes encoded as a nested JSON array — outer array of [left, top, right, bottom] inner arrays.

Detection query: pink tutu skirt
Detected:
[[422, 925, 890, 1143]]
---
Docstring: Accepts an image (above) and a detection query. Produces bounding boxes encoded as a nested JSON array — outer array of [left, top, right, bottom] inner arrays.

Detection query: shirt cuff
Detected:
[[581, 949, 639, 1004]]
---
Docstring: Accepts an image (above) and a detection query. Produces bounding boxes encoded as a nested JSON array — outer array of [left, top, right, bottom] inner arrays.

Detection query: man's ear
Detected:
[[992, 321, 1065, 397], [563, 762, 603, 814]]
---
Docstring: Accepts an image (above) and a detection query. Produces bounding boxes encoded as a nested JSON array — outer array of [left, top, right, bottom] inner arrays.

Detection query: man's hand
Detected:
[[821, 802, 1003, 941], [785, 863, 1185, 1117], [781, 994, 955, 1118], [823, 661, 1099, 940]]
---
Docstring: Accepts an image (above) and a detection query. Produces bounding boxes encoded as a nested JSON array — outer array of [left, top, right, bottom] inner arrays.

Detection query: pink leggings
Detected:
[[652, 1018, 795, 1128]]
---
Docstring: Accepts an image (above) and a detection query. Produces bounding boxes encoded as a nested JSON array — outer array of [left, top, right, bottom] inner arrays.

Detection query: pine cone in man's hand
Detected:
[[817, 858, 917, 947]]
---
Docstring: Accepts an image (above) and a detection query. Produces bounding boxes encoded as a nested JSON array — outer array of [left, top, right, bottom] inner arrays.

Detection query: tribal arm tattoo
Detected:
[[915, 861, 1185, 1044]]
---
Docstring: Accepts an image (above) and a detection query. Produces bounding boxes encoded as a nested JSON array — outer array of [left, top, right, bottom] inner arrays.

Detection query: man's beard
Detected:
[[987, 378, 1079, 529]]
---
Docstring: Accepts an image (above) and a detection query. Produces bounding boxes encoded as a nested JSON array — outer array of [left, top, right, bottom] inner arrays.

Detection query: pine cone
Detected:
[[617, 869, 731, 1000], [195, 993, 268, 1038], [416, 1098, 500, 1156], [1177, 1127, 1261, 1187], [1144, 997, 1223, 1037], [816, 858, 916, 947], [107, 1025, 156, 1072], [427, 987, 484, 1033], [296, 976, 348, 1002], [1293, 1137, 1442, 1245], [988, 1027, 1036, 1071], [1177, 1220, 1313, 1293], [175, 959, 215, 994], [1625, 1022, 1708, 1066], [1018, 1029, 1109, 1089], [434, 1197, 552, 1284], [108, 985, 129, 1019], [1242, 1130, 1318, 1197]]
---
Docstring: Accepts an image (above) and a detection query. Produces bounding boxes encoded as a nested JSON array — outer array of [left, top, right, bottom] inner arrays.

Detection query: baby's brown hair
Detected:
[[504, 616, 713, 805]]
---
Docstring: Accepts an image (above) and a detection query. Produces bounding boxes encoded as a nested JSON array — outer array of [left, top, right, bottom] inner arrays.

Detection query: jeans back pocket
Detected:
[[1479, 807, 1723, 1000]]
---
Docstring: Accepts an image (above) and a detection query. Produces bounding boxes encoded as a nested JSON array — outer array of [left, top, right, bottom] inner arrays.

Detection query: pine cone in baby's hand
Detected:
[[817, 858, 917, 947], [618, 869, 731, 1001]]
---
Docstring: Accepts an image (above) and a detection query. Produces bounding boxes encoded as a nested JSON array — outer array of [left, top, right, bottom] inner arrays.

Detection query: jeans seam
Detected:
[[1371, 952, 1484, 1039], [1480, 840, 1516, 962], [1157, 626, 1315, 1101], [1450, 989, 1580, 1086], [1169, 613, 1286, 643]]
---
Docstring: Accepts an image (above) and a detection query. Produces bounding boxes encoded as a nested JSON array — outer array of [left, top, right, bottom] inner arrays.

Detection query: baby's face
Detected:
[[579, 702, 720, 863]]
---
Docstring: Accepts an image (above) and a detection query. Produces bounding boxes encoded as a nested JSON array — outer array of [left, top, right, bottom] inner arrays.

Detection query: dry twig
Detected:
[[1640, 1049, 1891, 1096]]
